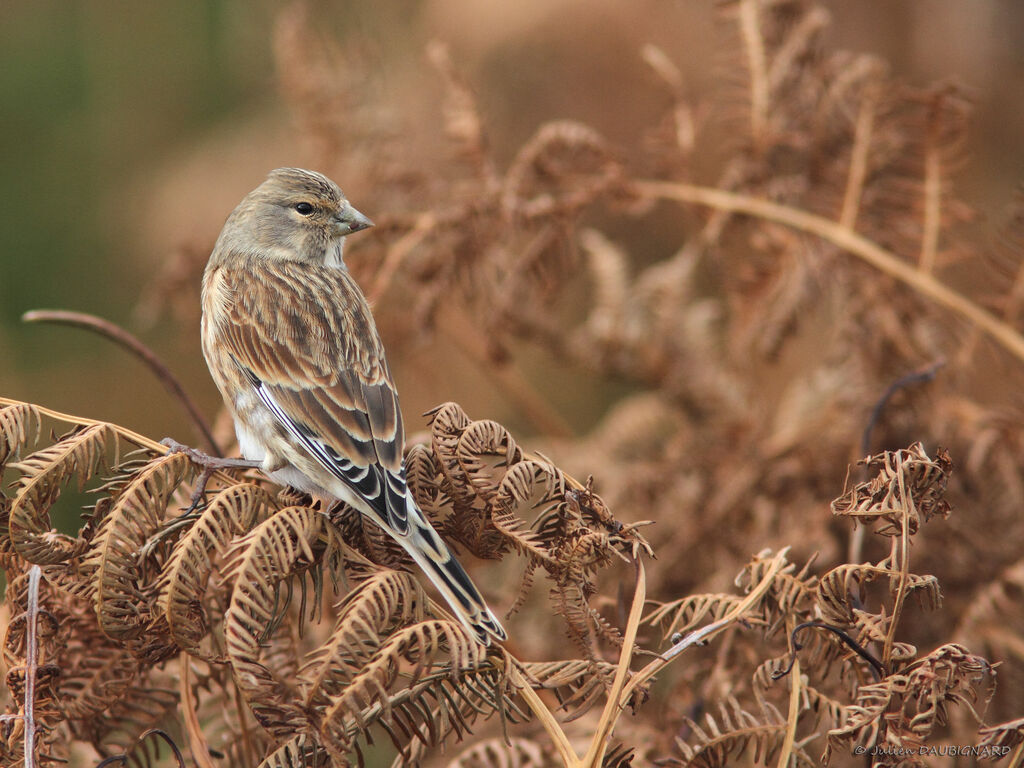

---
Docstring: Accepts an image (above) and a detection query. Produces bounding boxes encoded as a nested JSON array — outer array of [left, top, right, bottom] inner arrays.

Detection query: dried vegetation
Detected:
[[3, 0, 1024, 765]]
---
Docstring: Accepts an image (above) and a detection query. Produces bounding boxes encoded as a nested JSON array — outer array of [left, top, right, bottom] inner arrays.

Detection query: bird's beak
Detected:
[[335, 205, 374, 236]]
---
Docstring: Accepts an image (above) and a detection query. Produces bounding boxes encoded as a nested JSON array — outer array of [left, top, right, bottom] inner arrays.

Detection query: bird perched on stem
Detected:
[[197, 167, 506, 644]]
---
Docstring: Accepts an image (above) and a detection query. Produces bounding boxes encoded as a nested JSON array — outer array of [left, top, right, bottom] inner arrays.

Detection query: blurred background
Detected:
[[2, 0, 1023, 443]]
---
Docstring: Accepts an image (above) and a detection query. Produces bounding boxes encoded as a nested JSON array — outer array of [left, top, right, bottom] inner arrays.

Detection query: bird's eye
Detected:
[[294, 202, 314, 215]]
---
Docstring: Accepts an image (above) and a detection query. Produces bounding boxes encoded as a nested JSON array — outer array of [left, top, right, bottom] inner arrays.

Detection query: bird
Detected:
[[198, 167, 506, 645]]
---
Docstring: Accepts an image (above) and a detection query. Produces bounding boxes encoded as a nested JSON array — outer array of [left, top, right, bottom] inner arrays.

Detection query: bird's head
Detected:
[[214, 168, 373, 268]]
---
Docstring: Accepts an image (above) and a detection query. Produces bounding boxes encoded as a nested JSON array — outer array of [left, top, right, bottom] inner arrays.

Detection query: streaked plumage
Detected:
[[201, 167, 506, 644]]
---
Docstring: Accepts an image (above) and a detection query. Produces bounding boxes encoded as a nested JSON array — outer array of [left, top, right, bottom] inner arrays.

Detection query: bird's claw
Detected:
[[160, 438, 261, 515]]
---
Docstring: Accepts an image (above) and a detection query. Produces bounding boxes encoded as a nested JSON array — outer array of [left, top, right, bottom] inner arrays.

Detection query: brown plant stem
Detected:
[[0, 395, 166, 453], [23, 565, 40, 768], [632, 180, 1024, 365], [179, 654, 216, 768], [22, 310, 221, 457], [775, 655, 800, 768], [583, 558, 646, 768]]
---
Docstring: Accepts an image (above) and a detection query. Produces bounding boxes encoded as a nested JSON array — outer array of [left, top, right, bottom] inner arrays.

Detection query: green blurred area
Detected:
[[0, 1, 276, 451], [0, 1, 271, 329]]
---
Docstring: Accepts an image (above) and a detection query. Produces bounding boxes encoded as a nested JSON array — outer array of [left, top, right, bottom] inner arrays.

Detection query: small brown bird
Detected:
[[200, 167, 506, 644]]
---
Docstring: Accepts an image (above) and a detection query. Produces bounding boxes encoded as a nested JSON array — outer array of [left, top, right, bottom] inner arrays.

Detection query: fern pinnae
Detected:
[[455, 419, 523, 501], [646, 593, 749, 641], [156, 482, 274, 659], [8, 422, 116, 565], [82, 452, 191, 643], [445, 736, 546, 768], [0, 401, 41, 468], [318, 619, 484, 752], [297, 569, 425, 708], [222, 505, 328, 737]]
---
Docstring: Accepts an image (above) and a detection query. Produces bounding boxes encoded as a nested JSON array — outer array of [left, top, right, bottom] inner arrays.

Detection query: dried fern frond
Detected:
[[522, 659, 645, 721], [825, 643, 993, 760], [155, 482, 277, 660], [8, 423, 117, 565], [221, 505, 337, 738], [977, 716, 1024, 753], [297, 568, 425, 708], [445, 736, 548, 768], [671, 696, 802, 768], [317, 619, 486, 757], [831, 443, 952, 535], [81, 452, 192, 659], [0, 402, 41, 469]]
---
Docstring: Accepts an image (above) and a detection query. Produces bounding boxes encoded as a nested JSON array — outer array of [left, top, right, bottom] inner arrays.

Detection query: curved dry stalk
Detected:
[[22, 310, 221, 456], [178, 656, 216, 768], [632, 180, 1024, 365], [883, 468, 913, 664], [738, 0, 769, 144], [0, 395, 166, 454], [775, 656, 801, 768], [506, 661, 580, 768], [621, 548, 791, 703], [582, 559, 646, 768]]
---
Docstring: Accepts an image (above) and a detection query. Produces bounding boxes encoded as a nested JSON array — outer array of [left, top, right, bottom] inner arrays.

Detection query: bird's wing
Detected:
[[216, 260, 413, 533], [213, 260, 507, 644]]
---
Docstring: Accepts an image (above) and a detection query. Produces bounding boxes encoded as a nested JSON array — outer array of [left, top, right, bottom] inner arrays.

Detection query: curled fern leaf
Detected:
[[298, 569, 425, 708], [81, 452, 191, 657], [9, 423, 116, 564], [156, 482, 275, 659], [0, 402, 41, 469], [222, 505, 334, 737], [319, 619, 485, 755]]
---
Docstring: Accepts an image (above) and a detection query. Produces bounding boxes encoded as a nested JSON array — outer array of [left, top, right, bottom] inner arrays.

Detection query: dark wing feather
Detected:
[[217, 260, 410, 532]]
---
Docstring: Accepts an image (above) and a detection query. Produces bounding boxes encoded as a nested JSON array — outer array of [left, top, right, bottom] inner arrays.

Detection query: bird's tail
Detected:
[[395, 496, 507, 645]]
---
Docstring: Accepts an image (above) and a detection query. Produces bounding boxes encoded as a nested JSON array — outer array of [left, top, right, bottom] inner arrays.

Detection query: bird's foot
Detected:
[[161, 438, 261, 514]]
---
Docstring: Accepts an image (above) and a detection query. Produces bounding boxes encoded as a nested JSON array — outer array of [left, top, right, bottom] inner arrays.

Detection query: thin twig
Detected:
[[23, 566, 40, 768], [632, 180, 1024, 365], [884, 468, 912, 664], [179, 654, 216, 768], [1008, 740, 1024, 768], [920, 140, 942, 274], [739, 0, 769, 146], [22, 310, 221, 457], [840, 84, 878, 230]]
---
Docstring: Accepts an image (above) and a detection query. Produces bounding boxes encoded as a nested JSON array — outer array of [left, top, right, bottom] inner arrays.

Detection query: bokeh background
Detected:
[[2, 0, 1023, 443]]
